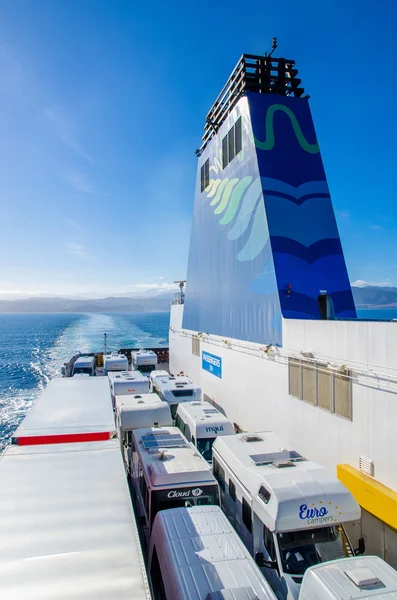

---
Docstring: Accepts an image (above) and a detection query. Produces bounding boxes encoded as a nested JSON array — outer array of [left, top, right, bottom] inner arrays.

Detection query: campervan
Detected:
[[300, 555, 397, 599], [103, 352, 128, 375], [130, 426, 219, 548], [72, 355, 95, 376], [115, 394, 172, 466], [108, 371, 149, 406], [149, 370, 169, 391], [148, 505, 277, 600], [212, 431, 361, 600], [151, 375, 201, 419], [131, 349, 158, 373], [175, 401, 235, 462]]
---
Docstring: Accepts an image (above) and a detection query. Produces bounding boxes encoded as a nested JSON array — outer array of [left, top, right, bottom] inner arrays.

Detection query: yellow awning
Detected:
[[338, 464, 397, 530]]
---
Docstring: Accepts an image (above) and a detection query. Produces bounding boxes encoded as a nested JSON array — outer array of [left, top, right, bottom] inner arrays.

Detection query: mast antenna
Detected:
[[104, 332, 107, 355]]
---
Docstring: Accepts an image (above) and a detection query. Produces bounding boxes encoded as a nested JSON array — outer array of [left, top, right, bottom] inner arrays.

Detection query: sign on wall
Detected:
[[202, 351, 222, 379]]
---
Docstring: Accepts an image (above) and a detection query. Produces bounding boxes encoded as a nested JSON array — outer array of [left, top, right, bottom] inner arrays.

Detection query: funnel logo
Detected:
[[202, 351, 222, 379]]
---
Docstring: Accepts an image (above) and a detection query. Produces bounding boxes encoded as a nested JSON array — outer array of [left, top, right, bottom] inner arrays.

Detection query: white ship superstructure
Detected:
[[169, 51, 397, 568]]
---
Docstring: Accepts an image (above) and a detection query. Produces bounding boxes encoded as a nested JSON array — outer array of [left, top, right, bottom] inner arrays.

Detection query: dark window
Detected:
[[213, 457, 225, 491], [263, 525, 276, 561], [235, 117, 242, 155], [228, 124, 235, 163], [242, 497, 252, 533], [222, 118, 243, 169], [229, 479, 236, 501], [171, 389, 194, 398], [175, 414, 185, 435], [200, 159, 210, 192], [184, 424, 191, 441], [222, 135, 228, 168], [150, 546, 167, 600], [259, 485, 271, 504], [196, 437, 215, 462], [151, 485, 219, 524]]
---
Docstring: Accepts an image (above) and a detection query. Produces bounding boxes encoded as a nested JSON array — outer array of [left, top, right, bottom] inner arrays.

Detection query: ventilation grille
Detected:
[[359, 455, 374, 477]]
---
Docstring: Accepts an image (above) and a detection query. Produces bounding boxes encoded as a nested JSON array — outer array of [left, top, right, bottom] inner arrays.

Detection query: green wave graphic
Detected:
[[219, 176, 252, 225], [255, 104, 319, 154]]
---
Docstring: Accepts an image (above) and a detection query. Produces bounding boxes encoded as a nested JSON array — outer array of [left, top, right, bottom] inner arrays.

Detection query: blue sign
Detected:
[[202, 351, 222, 379]]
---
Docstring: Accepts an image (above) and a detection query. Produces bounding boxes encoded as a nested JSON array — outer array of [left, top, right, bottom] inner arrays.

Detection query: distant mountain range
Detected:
[[0, 292, 174, 313], [0, 285, 395, 312], [351, 285, 397, 308]]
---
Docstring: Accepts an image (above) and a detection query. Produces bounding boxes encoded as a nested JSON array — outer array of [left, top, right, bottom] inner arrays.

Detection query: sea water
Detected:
[[0, 312, 169, 448]]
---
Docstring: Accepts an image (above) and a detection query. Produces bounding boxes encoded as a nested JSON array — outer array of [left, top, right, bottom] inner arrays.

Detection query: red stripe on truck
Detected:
[[15, 431, 111, 445]]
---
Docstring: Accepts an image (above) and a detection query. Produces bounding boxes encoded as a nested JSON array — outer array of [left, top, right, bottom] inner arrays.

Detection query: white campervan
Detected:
[[175, 401, 235, 462], [151, 375, 201, 419], [149, 370, 169, 391], [148, 505, 278, 600], [131, 349, 158, 373], [72, 355, 95, 376], [115, 394, 172, 467], [103, 352, 128, 375], [130, 426, 219, 548], [300, 555, 397, 599], [108, 371, 149, 406], [212, 431, 361, 600]]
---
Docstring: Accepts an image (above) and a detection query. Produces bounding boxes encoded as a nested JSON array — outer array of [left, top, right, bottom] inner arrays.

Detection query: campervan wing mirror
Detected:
[[255, 552, 278, 570], [355, 537, 366, 556]]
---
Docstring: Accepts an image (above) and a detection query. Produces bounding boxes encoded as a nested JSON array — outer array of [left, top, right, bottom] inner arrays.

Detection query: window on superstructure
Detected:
[[242, 497, 252, 533], [192, 335, 201, 357], [200, 159, 210, 192], [288, 358, 302, 399], [302, 362, 316, 405], [317, 364, 332, 412], [334, 368, 352, 419], [222, 117, 242, 169]]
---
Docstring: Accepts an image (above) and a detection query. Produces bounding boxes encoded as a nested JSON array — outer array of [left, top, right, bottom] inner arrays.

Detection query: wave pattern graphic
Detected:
[[205, 175, 268, 262], [0, 312, 169, 449], [254, 104, 320, 154]]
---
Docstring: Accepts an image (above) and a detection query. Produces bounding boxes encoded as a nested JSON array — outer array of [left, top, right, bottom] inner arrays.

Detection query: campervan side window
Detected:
[[150, 546, 167, 600], [175, 414, 185, 435], [213, 457, 225, 491], [139, 467, 149, 514], [263, 524, 276, 561], [229, 479, 236, 502], [242, 497, 252, 533]]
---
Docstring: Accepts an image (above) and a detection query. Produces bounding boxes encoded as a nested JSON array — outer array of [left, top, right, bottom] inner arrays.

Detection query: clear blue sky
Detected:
[[0, 0, 396, 298]]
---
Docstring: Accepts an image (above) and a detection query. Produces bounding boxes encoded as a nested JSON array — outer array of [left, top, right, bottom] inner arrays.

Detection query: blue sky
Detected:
[[0, 0, 396, 298]]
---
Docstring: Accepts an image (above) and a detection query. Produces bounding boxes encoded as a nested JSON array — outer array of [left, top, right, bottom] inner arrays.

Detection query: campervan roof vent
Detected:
[[192, 401, 202, 405], [205, 587, 259, 600], [242, 435, 263, 443], [273, 460, 296, 468], [134, 395, 142, 399], [251, 450, 306, 466], [345, 567, 383, 588]]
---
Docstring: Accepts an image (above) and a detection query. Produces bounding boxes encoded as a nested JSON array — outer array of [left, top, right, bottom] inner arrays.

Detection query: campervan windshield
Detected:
[[73, 366, 93, 375], [277, 525, 349, 576], [196, 437, 216, 462]]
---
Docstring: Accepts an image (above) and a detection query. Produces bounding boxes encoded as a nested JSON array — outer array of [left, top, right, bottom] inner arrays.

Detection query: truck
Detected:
[[0, 439, 151, 599]]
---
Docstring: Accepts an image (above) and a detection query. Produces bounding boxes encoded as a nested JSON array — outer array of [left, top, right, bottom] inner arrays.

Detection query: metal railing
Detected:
[[199, 53, 305, 153]]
